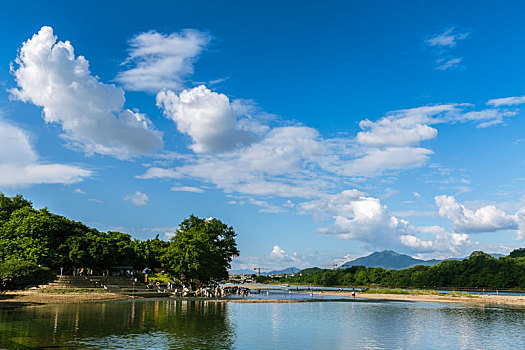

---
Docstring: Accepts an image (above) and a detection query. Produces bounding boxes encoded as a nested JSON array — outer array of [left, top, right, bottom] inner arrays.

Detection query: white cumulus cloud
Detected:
[[10, 26, 163, 159], [157, 86, 258, 153], [301, 190, 474, 256], [231, 245, 311, 270], [357, 118, 438, 147], [435, 195, 519, 234]]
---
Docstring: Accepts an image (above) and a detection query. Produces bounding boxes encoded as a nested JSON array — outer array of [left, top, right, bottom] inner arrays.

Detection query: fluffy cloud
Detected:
[[142, 97, 517, 199], [335, 147, 433, 177], [157, 86, 258, 153], [357, 118, 437, 147], [0, 119, 91, 186], [10, 26, 163, 159], [300, 190, 474, 256], [116, 30, 210, 92], [231, 245, 312, 270], [303, 192, 411, 247], [124, 191, 149, 206], [361, 103, 514, 138], [139, 125, 330, 198], [137, 167, 181, 180], [403, 225, 473, 258], [435, 195, 520, 234]]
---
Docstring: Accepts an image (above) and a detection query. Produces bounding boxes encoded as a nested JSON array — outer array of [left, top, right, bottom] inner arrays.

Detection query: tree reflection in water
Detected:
[[0, 299, 235, 349]]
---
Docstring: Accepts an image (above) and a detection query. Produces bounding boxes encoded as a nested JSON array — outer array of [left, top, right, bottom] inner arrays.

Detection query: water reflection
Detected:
[[2, 298, 525, 349], [0, 299, 234, 349]]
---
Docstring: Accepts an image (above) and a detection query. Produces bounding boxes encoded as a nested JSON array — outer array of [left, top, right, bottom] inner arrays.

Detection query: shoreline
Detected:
[[324, 290, 525, 308], [0, 290, 130, 308], [238, 284, 525, 308], [3, 287, 525, 309]]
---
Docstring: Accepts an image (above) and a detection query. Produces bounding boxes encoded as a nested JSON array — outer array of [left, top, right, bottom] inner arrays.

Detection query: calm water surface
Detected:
[[1, 295, 525, 349]]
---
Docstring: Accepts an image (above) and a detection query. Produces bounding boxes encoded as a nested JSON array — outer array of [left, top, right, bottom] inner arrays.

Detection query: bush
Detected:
[[0, 260, 52, 290]]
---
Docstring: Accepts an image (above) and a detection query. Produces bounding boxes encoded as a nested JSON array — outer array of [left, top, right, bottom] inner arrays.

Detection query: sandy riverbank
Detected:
[[323, 290, 525, 308], [3, 287, 525, 309], [239, 284, 525, 308], [0, 290, 130, 308]]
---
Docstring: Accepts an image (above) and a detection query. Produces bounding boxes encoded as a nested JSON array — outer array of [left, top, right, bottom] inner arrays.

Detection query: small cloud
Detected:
[[89, 198, 103, 203], [143, 225, 179, 239], [424, 27, 470, 71], [487, 95, 525, 107], [435, 57, 462, 71], [171, 186, 204, 193], [283, 200, 295, 208], [124, 191, 149, 206], [381, 188, 398, 199], [208, 77, 229, 86], [425, 27, 470, 48], [413, 192, 421, 198], [248, 197, 285, 213], [74, 188, 86, 194]]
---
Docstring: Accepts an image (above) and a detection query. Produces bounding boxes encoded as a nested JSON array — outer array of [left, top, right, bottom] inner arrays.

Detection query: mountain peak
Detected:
[[342, 250, 436, 270]]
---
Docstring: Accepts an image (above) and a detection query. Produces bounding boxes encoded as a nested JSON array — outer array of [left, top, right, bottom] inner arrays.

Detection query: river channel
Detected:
[[1, 293, 525, 349]]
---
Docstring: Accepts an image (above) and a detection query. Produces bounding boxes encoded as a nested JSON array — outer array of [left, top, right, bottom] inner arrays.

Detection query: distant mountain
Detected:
[[340, 250, 508, 270], [229, 267, 301, 276], [262, 267, 300, 276], [341, 250, 443, 270]]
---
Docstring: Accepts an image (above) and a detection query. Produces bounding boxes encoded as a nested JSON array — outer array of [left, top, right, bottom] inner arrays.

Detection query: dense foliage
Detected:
[[162, 215, 239, 283], [0, 193, 237, 287], [262, 251, 525, 290], [509, 248, 525, 258], [0, 260, 52, 290]]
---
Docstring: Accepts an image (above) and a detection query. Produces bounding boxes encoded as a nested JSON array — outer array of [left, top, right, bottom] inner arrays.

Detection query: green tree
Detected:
[[162, 215, 239, 283], [510, 248, 525, 258], [132, 235, 169, 270], [0, 193, 32, 224]]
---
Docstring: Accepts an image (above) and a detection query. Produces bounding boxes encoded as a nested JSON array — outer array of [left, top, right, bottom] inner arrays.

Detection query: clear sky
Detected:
[[1, 0, 525, 270]]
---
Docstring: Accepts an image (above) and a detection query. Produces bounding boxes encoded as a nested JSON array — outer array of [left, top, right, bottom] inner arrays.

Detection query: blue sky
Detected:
[[1, 1, 525, 269]]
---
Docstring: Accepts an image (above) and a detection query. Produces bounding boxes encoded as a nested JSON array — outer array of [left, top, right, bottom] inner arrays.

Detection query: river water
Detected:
[[1, 294, 525, 349]]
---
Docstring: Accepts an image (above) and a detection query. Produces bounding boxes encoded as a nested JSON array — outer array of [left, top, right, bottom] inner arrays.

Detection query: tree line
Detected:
[[0, 193, 238, 289], [259, 251, 525, 290]]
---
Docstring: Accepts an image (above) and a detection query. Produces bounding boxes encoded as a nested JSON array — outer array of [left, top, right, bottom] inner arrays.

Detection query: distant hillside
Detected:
[[229, 267, 301, 276], [341, 250, 442, 270], [263, 267, 300, 276], [298, 267, 322, 275]]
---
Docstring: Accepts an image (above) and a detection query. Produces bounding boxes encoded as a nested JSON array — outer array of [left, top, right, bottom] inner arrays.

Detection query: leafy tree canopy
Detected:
[[162, 215, 239, 283], [509, 248, 525, 258]]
